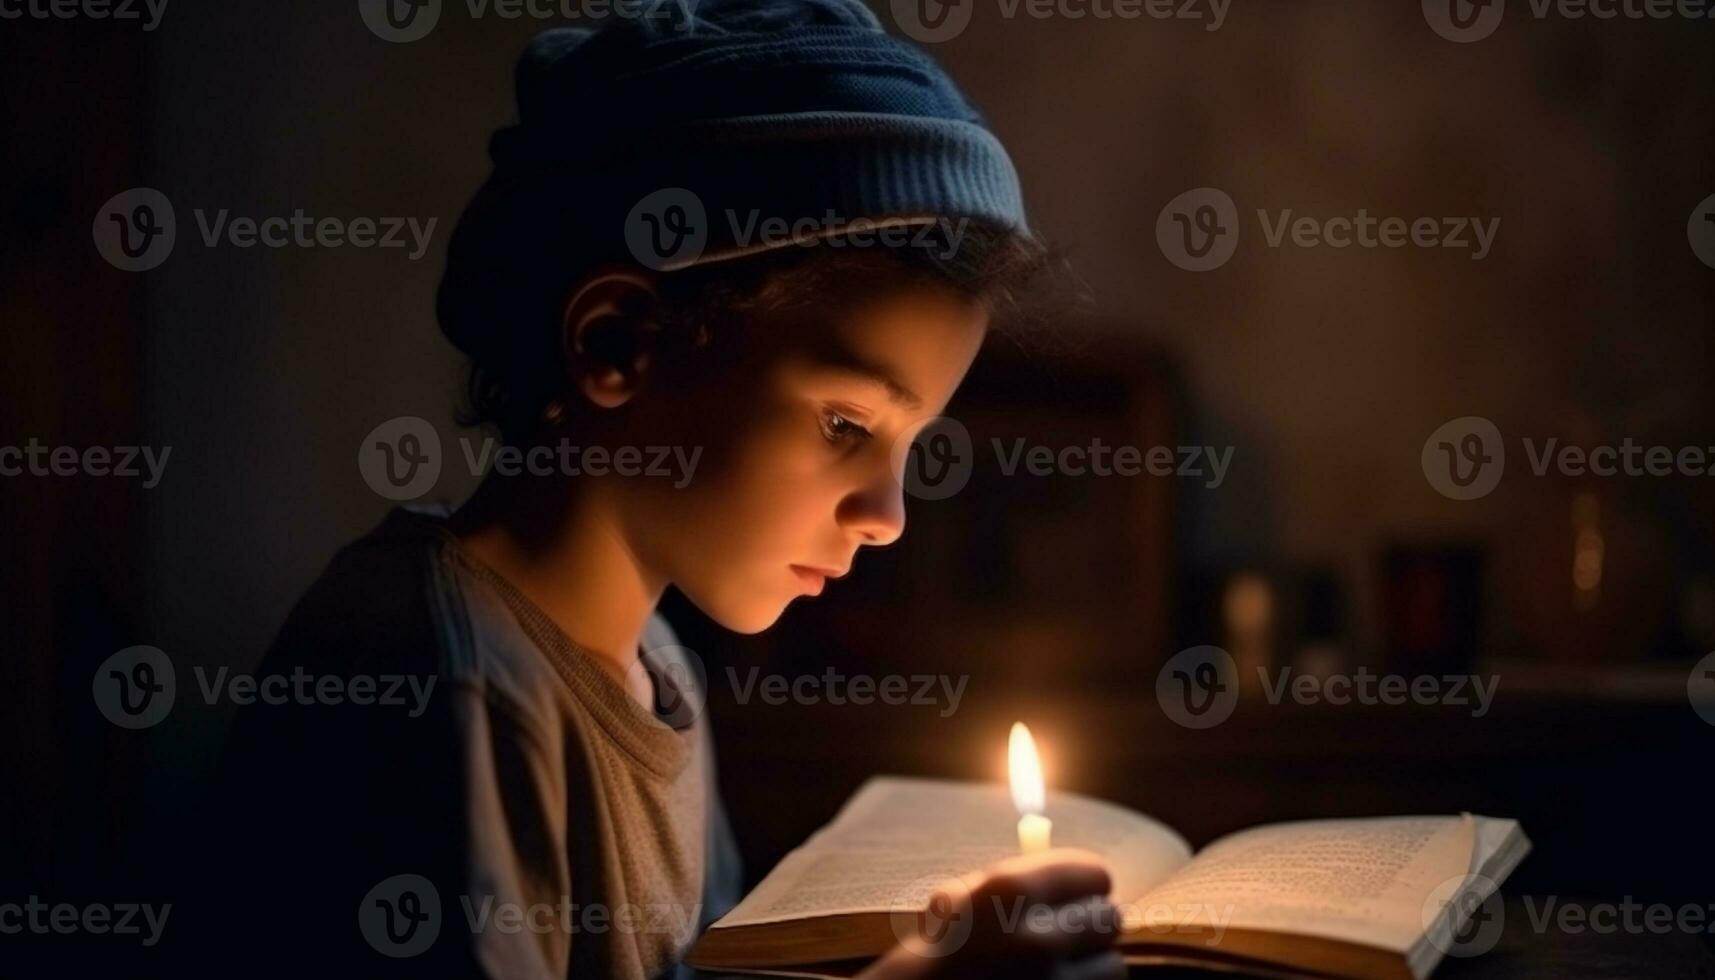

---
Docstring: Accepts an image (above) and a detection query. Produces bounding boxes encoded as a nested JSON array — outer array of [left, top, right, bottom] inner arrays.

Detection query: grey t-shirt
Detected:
[[216, 507, 742, 979]]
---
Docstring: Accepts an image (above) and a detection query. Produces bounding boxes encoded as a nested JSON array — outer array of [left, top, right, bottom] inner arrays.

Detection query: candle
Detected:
[[1008, 722, 1052, 854], [1016, 812, 1053, 855]]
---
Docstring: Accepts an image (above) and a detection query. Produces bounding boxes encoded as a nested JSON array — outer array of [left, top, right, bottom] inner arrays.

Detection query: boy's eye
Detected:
[[819, 409, 872, 444]]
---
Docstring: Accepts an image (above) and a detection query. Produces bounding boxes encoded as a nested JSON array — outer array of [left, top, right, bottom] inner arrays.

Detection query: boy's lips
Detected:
[[789, 564, 847, 595]]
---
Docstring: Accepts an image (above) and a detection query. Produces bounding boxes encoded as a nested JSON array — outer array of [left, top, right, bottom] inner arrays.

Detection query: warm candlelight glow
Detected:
[[1008, 722, 1051, 853]]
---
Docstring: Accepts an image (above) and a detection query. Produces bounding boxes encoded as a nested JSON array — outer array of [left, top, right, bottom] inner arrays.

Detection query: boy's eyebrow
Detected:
[[809, 346, 923, 410]]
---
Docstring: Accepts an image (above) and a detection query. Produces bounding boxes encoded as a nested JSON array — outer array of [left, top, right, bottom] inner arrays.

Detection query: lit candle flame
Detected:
[[1009, 722, 1052, 854], [1009, 722, 1045, 816]]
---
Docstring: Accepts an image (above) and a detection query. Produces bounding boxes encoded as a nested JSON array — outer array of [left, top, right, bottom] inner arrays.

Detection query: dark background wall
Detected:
[[4, 0, 1713, 972]]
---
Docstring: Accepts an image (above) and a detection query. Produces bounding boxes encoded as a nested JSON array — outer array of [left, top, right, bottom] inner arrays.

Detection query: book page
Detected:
[[1133, 816, 1476, 953], [715, 777, 1192, 928]]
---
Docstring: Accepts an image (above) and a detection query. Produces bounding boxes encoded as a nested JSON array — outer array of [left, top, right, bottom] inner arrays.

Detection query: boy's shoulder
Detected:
[[260, 506, 452, 680], [260, 505, 654, 737], [250, 504, 703, 751]]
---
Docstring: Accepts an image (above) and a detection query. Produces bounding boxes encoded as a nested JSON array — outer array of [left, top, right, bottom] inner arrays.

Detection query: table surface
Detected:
[[1435, 897, 1715, 979], [1151, 896, 1715, 978], [694, 898, 1715, 979]]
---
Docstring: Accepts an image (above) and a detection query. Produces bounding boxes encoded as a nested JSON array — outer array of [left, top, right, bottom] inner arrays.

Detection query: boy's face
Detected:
[[620, 282, 989, 633]]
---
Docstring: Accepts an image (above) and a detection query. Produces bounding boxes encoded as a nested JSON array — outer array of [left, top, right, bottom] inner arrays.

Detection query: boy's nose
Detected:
[[837, 474, 906, 547]]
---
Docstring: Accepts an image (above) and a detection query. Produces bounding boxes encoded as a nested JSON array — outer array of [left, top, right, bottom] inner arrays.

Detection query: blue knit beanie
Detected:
[[437, 0, 1030, 364]]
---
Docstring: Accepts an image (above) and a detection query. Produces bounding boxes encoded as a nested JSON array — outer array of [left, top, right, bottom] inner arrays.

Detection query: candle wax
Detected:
[[1017, 812, 1053, 855]]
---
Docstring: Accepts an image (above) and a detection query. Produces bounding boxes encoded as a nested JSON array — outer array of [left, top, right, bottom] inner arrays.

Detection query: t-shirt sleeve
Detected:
[[215, 683, 576, 980], [453, 685, 576, 980], [211, 545, 576, 979]]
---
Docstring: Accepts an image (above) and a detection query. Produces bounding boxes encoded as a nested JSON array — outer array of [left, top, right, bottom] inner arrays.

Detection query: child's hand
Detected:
[[859, 849, 1125, 980]]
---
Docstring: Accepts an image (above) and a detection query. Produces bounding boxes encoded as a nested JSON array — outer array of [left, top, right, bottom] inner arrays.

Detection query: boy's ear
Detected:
[[559, 267, 662, 410]]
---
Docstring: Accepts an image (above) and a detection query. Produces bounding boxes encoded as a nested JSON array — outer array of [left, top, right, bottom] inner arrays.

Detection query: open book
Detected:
[[688, 777, 1529, 980]]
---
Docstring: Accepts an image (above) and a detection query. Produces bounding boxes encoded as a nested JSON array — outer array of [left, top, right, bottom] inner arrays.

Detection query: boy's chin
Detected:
[[677, 584, 792, 635], [705, 602, 789, 635]]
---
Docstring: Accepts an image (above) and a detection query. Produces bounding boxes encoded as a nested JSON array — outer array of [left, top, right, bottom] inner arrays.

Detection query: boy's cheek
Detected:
[[666, 397, 797, 483], [703, 422, 831, 499], [672, 527, 813, 634]]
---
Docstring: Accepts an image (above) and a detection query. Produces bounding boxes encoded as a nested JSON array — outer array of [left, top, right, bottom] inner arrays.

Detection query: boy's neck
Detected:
[[445, 467, 664, 692]]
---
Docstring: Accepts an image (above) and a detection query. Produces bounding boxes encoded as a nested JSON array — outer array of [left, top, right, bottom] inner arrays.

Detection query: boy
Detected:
[[218, 1, 1121, 977]]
